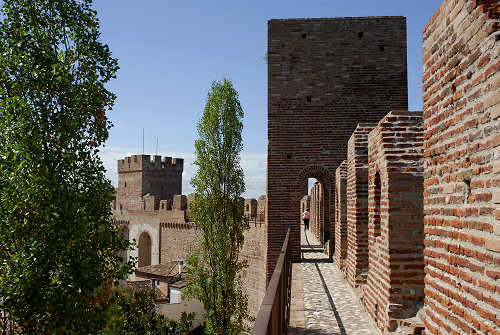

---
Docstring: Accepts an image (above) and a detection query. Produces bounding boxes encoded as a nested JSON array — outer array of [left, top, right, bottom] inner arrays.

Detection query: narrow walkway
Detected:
[[289, 227, 377, 335]]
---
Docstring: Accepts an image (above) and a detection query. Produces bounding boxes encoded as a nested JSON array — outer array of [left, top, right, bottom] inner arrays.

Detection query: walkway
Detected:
[[289, 226, 377, 335]]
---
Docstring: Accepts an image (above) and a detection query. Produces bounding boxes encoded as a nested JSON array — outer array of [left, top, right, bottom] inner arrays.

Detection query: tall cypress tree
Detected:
[[184, 79, 251, 335]]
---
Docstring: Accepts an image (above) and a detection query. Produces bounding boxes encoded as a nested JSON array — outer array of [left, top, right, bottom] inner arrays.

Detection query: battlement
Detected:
[[117, 155, 184, 173]]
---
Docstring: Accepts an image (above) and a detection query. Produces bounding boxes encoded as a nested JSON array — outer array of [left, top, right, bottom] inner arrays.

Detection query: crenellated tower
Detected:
[[116, 155, 183, 210]]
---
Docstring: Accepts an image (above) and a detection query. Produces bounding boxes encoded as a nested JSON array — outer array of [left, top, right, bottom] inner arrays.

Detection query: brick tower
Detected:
[[266, 17, 408, 280], [116, 155, 183, 210]]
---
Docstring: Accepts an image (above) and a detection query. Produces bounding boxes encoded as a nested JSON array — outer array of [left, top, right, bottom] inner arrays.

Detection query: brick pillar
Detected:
[[363, 111, 424, 334], [335, 160, 348, 270], [422, 1, 500, 334], [309, 184, 315, 236], [310, 182, 322, 242], [346, 123, 377, 288]]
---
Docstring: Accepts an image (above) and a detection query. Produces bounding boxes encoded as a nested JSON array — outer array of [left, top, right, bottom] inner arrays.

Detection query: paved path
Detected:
[[289, 227, 377, 335]]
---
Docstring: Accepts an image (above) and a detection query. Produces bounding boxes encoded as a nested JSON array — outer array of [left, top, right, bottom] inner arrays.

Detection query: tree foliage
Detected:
[[184, 79, 251, 335], [103, 287, 194, 335], [0, 0, 132, 333]]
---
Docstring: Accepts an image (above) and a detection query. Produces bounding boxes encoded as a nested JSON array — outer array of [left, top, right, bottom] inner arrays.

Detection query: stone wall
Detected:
[[266, 16, 408, 280], [364, 111, 425, 334], [240, 223, 267, 320], [346, 123, 376, 288], [160, 222, 201, 264], [334, 160, 348, 270], [422, 1, 500, 334]]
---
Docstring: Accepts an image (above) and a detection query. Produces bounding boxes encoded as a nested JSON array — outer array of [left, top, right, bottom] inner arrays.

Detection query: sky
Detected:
[[94, 0, 441, 198]]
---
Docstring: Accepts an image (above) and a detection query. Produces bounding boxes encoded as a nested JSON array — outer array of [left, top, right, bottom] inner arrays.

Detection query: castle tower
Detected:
[[266, 17, 408, 281], [116, 155, 183, 210]]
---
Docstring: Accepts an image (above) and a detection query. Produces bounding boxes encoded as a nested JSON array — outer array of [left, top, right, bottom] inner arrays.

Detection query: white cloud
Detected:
[[99, 146, 266, 199]]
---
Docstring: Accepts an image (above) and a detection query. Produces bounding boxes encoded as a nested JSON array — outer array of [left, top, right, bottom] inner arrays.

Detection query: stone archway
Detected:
[[138, 232, 152, 267]]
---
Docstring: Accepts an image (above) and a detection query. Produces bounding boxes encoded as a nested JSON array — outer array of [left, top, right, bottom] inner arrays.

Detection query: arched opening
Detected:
[[138, 232, 152, 267], [119, 226, 129, 264], [297, 166, 332, 261]]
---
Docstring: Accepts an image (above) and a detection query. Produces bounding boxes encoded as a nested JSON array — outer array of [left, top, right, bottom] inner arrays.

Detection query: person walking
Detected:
[[303, 210, 310, 230]]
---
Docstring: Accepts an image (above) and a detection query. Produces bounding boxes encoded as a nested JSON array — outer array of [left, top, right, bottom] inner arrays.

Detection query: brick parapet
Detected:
[[160, 222, 199, 230], [117, 155, 183, 173], [422, 1, 500, 334], [334, 160, 348, 270], [364, 110, 425, 334], [346, 123, 377, 288]]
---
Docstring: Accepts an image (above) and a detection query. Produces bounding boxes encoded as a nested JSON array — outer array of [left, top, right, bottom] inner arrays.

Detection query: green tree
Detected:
[[103, 287, 194, 335], [184, 79, 251, 335], [0, 0, 132, 333]]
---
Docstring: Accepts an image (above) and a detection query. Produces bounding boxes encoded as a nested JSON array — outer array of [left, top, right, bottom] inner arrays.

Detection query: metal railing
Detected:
[[252, 228, 291, 334], [245, 215, 265, 226]]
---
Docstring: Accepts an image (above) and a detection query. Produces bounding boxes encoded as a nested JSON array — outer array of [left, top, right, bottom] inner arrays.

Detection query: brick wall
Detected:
[[159, 222, 201, 264], [159, 221, 267, 320], [346, 123, 377, 288], [267, 16, 408, 280], [364, 111, 425, 334], [334, 160, 348, 270], [240, 223, 267, 320], [422, 1, 500, 334]]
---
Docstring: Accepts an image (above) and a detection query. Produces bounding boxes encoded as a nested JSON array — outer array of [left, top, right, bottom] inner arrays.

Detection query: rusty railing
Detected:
[[253, 228, 291, 334]]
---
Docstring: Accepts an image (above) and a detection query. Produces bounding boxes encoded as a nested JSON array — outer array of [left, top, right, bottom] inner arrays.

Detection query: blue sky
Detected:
[[94, 0, 441, 198]]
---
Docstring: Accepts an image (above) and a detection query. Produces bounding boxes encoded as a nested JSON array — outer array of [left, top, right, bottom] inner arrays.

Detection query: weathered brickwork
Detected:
[[267, 16, 408, 280], [422, 1, 500, 334], [364, 111, 425, 334], [334, 160, 348, 270], [346, 123, 377, 288]]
